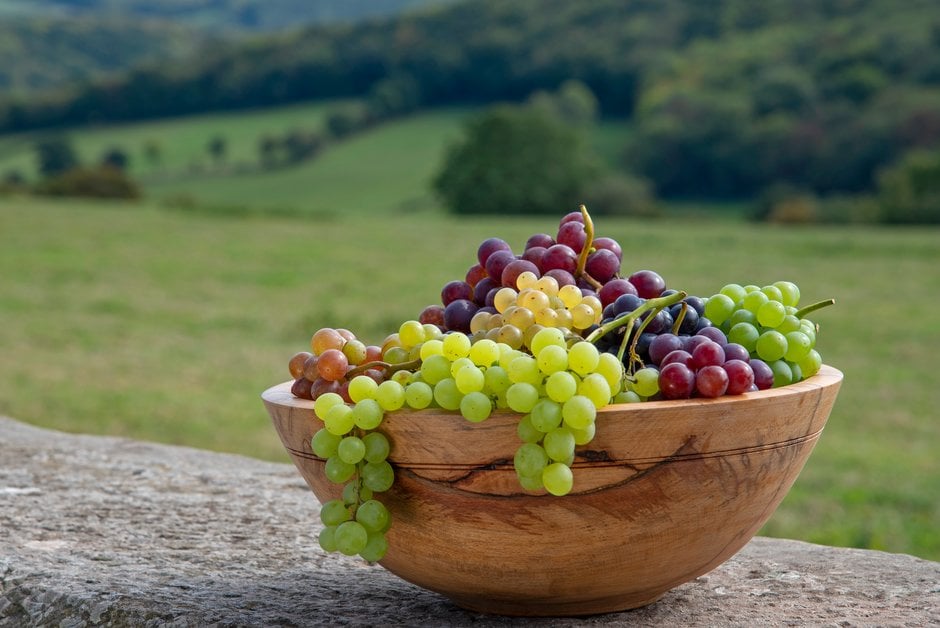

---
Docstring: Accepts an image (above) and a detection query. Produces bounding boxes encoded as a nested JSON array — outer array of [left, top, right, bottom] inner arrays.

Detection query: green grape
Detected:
[[362, 432, 390, 464], [777, 314, 802, 334], [530, 398, 563, 432], [704, 293, 736, 326], [355, 499, 390, 532], [633, 367, 660, 398], [342, 339, 368, 365], [375, 380, 405, 411], [455, 364, 486, 394], [728, 308, 758, 328], [537, 344, 569, 374], [404, 381, 433, 409], [399, 320, 426, 348], [433, 378, 462, 411], [313, 392, 345, 421], [800, 319, 817, 346], [718, 283, 746, 303], [757, 300, 787, 328], [423, 324, 443, 341], [578, 373, 611, 410], [391, 370, 411, 386], [342, 482, 371, 505], [338, 436, 366, 464], [469, 338, 500, 367], [774, 280, 801, 307], [517, 415, 542, 443], [384, 346, 410, 364], [784, 331, 812, 362], [324, 403, 356, 436], [325, 456, 356, 483], [567, 342, 599, 377], [728, 322, 759, 353], [761, 285, 784, 303], [508, 355, 540, 385], [595, 352, 624, 391], [506, 382, 539, 413], [790, 362, 803, 383], [562, 395, 596, 430], [421, 354, 451, 384], [335, 521, 369, 556], [362, 461, 394, 492], [352, 398, 383, 430], [756, 330, 788, 362], [348, 375, 378, 403], [517, 472, 543, 491], [613, 390, 642, 404], [545, 370, 578, 403], [770, 360, 793, 387], [419, 339, 444, 360], [570, 422, 596, 445], [311, 428, 342, 458], [442, 332, 471, 360], [530, 327, 566, 356], [799, 349, 822, 377], [514, 443, 549, 477], [744, 284, 761, 293], [318, 525, 338, 552], [320, 499, 352, 526], [498, 347, 524, 370], [543, 427, 576, 462], [483, 365, 511, 397], [542, 462, 574, 496], [742, 290, 769, 314], [449, 356, 473, 377], [460, 391, 493, 423], [359, 532, 389, 562]]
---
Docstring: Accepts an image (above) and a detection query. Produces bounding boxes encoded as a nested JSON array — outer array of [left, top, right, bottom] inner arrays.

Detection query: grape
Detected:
[[728, 308, 758, 328], [628, 270, 666, 299], [508, 355, 540, 384], [595, 352, 624, 390], [593, 236, 622, 260], [324, 403, 356, 436], [502, 260, 540, 289], [342, 340, 368, 365], [530, 398, 563, 432], [398, 320, 426, 348], [728, 322, 759, 353], [530, 327, 565, 355], [518, 288, 550, 312], [649, 333, 683, 365], [521, 247, 547, 271], [311, 328, 346, 355], [542, 244, 578, 274], [537, 345, 569, 374], [433, 378, 462, 411], [352, 398, 383, 430], [441, 280, 473, 306], [311, 428, 342, 458], [562, 395, 596, 430], [696, 326, 727, 346], [372, 381, 404, 411], [455, 364, 485, 394], [556, 221, 587, 253], [526, 233, 555, 249], [471, 277, 496, 305], [659, 362, 695, 399], [799, 349, 822, 377], [418, 304, 445, 327], [317, 349, 348, 382], [723, 342, 750, 363], [784, 331, 812, 362], [761, 285, 784, 302], [585, 249, 620, 283], [465, 263, 488, 288], [335, 521, 369, 556], [360, 533, 389, 562], [318, 526, 338, 552], [442, 332, 471, 360], [544, 268, 576, 288], [485, 250, 516, 282], [741, 290, 769, 314], [477, 237, 512, 267], [691, 340, 725, 369], [362, 461, 394, 492], [756, 330, 788, 362], [544, 427, 576, 462], [343, 482, 372, 506], [514, 443, 549, 478], [483, 365, 511, 397], [517, 415, 542, 443], [774, 280, 801, 307], [720, 283, 748, 304], [493, 287, 517, 313], [770, 360, 793, 387], [289, 351, 313, 379], [633, 367, 660, 397], [290, 377, 314, 400], [567, 342, 600, 376], [542, 462, 574, 496], [506, 382, 539, 413], [757, 300, 787, 328], [356, 499, 390, 533], [661, 349, 693, 369], [338, 436, 366, 464], [571, 303, 596, 329], [443, 299, 479, 333], [362, 432, 390, 464], [320, 499, 352, 526], [723, 359, 754, 395], [559, 210, 584, 226], [545, 370, 578, 403], [695, 365, 729, 398], [325, 456, 356, 483], [460, 391, 492, 422], [579, 373, 612, 409], [750, 359, 774, 390]]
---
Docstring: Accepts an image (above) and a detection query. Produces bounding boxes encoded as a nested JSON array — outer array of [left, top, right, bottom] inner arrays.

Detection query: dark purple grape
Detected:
[[669, 303, 699, 335], [659, 363, 695, 399], [635, 332, 656, 359], [628, 270, 666, 299], [585, 249, 620, 283], [525, 233, 554, 249], [545, 268, 576, 288], [485, 287, 500, 308], [443, 299, 479, 333], [485, 250, 515, 281], [598, 278, 637, 307], [522, 246, 547, 271], [723, 343, 750, 363], [593, 236, 622, 261], [441, 280, 473, 305], [640, 309, 669, 334], [612, 293, 643, 316], [472, 277, 496, 305], [477, 238, 511, 267], [556, 221, 587, 253], [684, 296, 706, 316], [501, 259, 540, 288], [542, 244, 578, 274], [750, 359, 774, 390], [649, 334, 684, 366], [696, 326, 728, 346], [695, 316, 714, 332]]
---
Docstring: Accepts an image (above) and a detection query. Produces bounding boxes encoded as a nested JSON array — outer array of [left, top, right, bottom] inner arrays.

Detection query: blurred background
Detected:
[[0, 1, 937, 560]]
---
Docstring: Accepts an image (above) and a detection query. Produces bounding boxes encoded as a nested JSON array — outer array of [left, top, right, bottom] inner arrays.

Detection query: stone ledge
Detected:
[[1, 416, 937, 627]]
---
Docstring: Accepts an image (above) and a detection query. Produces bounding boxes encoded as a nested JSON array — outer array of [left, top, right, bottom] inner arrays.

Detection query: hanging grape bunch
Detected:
[[286, 205, 833, 562]]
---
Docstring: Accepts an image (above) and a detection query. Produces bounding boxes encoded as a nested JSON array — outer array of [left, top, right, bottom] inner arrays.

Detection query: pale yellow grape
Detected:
[[494, 288, 517, 313], [535, 307, 559, 327], [517, 415, 542, 443], [404, 381, 433, 409], [419, 339, 444, 360], [498, 347, 524, 370], [422, 324, 443, 341], [545, 371, 578, 403], [470, 311, 491, 334], [558, 284, 582, 309], [469, 338, 500, 366], [554, 308, 573, 329], [530, 398, 562, 432], [313, 392, 345, 420], [633, 368, 660, 397], [483, 365, 511, 396], [450, 356, 474, 377], [399, 320, 426, 348], [543, 427, 576, 462], [348, 375, 378, 403], [518, 289, 550, 313], [516, 271, 539, 290], [506, 382, 539, 413], [535, 276, 559, 296], [523, 324, 545, 348], [508, 355, 541, 385], [442, 332, 471, 360], [324, 403, 356, 435], [506, 306, 535, 329], [391, 369, 411, 387], [567, 341, 600, 376], [455, 364, 485, 394], [570, 303, 596, 329], [530, 327, 566, 356], [537, 344, 569, 374], [548, 295, 565, 310], [486, 314, 504, 330], [581, 295, 603, 317], [496, 324, 524, 349], [578, 373, 612, 409], [595, 352, 625, 391], [421, 353, 452, 385]]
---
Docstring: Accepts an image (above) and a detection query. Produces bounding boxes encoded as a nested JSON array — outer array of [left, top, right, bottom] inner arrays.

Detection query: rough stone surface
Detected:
[[1, 416, 938, 627]]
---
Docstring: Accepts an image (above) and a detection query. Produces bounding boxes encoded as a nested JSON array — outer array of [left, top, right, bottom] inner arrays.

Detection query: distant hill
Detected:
[[0, 0, 453, 95]]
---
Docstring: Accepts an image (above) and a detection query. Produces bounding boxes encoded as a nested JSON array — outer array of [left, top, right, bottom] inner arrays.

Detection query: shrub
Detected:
[[580, 173, 660, 218], [36, 166, 140, 199], [877, 149, 940, 224]]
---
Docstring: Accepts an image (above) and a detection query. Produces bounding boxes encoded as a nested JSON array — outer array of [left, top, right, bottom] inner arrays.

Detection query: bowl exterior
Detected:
[[262, 365, 842, 616]]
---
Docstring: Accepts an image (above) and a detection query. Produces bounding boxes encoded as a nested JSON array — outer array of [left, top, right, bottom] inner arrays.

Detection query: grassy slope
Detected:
[[1, 198, 937, 560]]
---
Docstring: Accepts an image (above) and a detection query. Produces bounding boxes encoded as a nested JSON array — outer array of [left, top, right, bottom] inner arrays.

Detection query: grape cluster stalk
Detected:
[[285, 205, 833, 559]]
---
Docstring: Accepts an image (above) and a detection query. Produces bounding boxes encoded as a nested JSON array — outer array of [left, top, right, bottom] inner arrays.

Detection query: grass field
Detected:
[[1, 197, 937, 560]]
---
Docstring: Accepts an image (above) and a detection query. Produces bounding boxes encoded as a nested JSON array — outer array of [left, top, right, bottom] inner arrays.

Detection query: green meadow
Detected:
[[1, 197, 937, 560]]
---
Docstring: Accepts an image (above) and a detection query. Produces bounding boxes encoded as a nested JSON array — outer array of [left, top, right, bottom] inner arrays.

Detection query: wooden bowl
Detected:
[[262, 365, 842, 616]]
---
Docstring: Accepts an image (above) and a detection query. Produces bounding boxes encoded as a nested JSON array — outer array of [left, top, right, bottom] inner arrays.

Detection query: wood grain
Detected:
[[263, 365, 842, 616]]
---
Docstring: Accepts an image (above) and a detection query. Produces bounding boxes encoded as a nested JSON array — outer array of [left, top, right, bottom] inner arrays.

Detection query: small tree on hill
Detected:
[[35, 136, 79, 177], [434, 104, 601, 215]]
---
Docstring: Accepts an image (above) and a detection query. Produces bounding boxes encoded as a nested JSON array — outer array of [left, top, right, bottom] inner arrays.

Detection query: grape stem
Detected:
[[573, 204, 604, 290], [346, 358, 422, 378], [795, 298, 835, 319]]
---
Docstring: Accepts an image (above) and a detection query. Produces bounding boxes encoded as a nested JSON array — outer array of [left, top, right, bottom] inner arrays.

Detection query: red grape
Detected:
[[472, 277, 496, 305], [723, 343, 750, 363], [559, 211, 584, 226], [593, 236, 622, 261], [723, 360, 755, 395], [317, 349, 349, 381], [661, 349, 694, 369], [419, 304, 445, 327], [477, 238, 512, 266], [649, 334, 683, 366], [443, 299, 479, 333], [525, 233, 555, 249], [598, 278, 637, 307], [544, 268, 576, 287], [521, 246, 547, 271], [696, 326, 727, 346], [556, 221, 587, 253], [288, 351, 313, 379], [501, 259, 540, 288], [484, 249, 515, 281], [310, 328, 345, 355], [542, 244, 578, 274], [290, 377, 314, 400], [465, 264, 488, 288], [441, 280, 473, 305], [585, 249, 620, 283], [659, 363, 695, 399], [628, 270, 666, 299], [750, 359, 774, 390], [695, 365, 729, 398], [691, 340, 725, 369]]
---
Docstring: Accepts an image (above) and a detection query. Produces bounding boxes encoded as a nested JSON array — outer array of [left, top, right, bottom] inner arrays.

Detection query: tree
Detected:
[[433, 104, 601, 215], [877, 149, 940, 224], [207, 135, 228, 165], [35, 136, 79, 177], [101, 146, 130, 171]]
